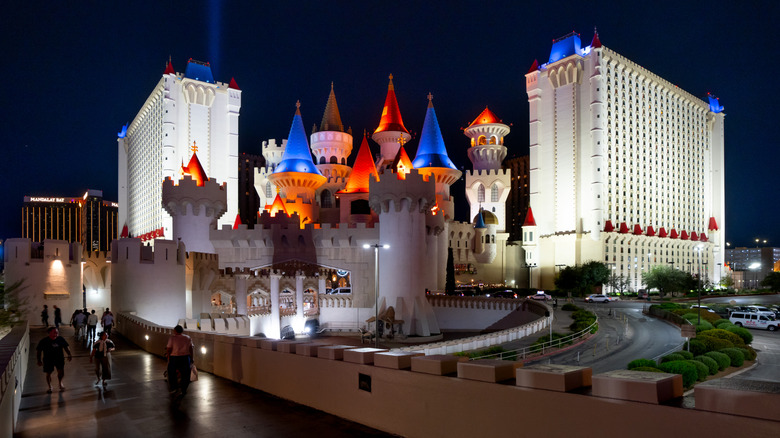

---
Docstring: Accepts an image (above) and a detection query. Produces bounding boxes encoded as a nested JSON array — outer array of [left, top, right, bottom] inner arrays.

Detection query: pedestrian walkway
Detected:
[[15, 326, 391, 437]]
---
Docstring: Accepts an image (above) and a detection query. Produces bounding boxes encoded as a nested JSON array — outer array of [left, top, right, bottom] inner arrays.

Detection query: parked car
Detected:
[[729, 312, 778, 331], [690, 305, 716, 313], [746, 306, 776, 320], [585, 294, 610, 303], [528, 291, 552, 301]]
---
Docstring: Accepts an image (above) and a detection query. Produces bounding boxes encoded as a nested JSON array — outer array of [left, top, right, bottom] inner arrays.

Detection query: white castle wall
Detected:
[[3, 239, 83, 325], [111, 238, 186, 326], [82, 251, 112, 312]]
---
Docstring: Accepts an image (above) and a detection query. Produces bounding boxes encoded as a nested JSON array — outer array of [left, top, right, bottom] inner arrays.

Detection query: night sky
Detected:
[[2, 1, 778, 249]]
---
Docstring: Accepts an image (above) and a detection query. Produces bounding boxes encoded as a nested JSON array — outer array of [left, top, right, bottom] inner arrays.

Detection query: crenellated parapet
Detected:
[[261, 138, 287, 170], [368, 169, 436, 214], [162, 175, 227, 218], [466, 169, 511, 178]]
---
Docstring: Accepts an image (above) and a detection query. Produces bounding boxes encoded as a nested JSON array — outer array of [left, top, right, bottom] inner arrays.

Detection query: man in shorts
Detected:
[[36, 327, 73, 393]]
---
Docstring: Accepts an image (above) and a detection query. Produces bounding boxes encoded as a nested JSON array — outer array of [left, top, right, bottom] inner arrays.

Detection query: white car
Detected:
[[585, 294, 610, 303], [690, 305, 716, 313], [730, 312, 778, 331], [528, 292, 552, 301]]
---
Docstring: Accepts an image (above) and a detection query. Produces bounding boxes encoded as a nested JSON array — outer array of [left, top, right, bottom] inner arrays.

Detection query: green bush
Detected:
[[694, 355, 719, 375], [737, 347, 756, 361], [718, 348, 745, 367], [561, 303, 578, 311], [571, 309, 595, 321], [675, 350, 693, 360], [570, 319, 595, 332], [658, 303, 683, 310], [713, 319, 731, 328], [631, 366, 663, 373], [657, 360, 698, 387], [627, 359, 657, 370], [685, 360, 709, 381], [704, 351, 731, 370], [454, 345, 506, 359], [725, 326, 753, 345], [699, 329, 746, 347], [682, 313, 700, 321], [685, 339, 708, 356], [671, 308, 721, 323], [660, 353, 686, 363], [692, 321, 714, 333]]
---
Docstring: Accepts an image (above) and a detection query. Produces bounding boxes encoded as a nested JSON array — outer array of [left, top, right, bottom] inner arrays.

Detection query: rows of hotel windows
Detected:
[[604, 238, 711, 289], [128, 94, 164, 234], [603, 59, 708, 234]]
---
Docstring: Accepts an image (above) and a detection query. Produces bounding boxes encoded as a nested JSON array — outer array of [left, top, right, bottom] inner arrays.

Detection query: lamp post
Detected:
[[695, 244, 703, 325], [364, 243, 389, 347]]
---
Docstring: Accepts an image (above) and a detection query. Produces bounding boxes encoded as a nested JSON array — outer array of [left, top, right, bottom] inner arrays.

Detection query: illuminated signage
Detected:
[[27, 197, 66, 203]]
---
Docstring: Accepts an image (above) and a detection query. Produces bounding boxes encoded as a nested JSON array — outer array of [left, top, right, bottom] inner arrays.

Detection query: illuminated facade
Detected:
[[22, 190, 118, 252], [523, 31, 725, 291], [118, 59, 241, 242]]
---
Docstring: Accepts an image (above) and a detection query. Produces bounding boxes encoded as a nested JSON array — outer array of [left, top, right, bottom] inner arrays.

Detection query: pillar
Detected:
[[296, 271, 305, 322], [270, 271, 282, 339], [235, 274, 248, 315]]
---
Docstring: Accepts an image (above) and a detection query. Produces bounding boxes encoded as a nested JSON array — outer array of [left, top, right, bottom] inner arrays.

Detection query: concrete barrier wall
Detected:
[[0, 323, 30, 438], [114, 313, 778, 436]]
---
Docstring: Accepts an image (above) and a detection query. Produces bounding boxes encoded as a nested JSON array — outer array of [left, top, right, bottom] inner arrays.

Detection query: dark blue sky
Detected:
[[2, 1, 778, 248]]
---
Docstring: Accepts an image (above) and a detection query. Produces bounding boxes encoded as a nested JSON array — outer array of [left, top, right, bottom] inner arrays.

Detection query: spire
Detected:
[[120, 224, 129, 238], [228, 77, 240, 90], [164, 57, 175, 75], [468, 106, 501, 127], [591, 28, 602, 48], [411, 94, 457, 170], [392, 143, 414, 179], [233, 214, 242, 229], [275, 102, 322, 175], [708, 217, 719, 231], [341, 133, 379, 193], [319, 82, 344, 132], [523, 207, 536, 226], [474, 209, 486, 229], [181, 147, 208, 186], [265, 194, 289, 217], [374, 74, 409, 134], [527, 59, 539, 74]]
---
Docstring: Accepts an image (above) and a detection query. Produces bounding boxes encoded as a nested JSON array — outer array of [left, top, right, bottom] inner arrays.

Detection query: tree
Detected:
[[720, 274, 734, 289], [761, 271, 780, 292], [445, 247, 455, 295], [555, 266, 580, 295], [608, 273, 630, 294], [0, 280, 26, 329], [554, 261, 610, 297], [642, 265, 687, 298]]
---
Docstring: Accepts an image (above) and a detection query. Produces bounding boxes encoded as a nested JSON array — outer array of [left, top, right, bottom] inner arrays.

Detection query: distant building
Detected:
[[725, 247, 780, 289], [503, 156, 529, 242], [117, 58, 241, 242], [22, 190, 117, 252], [522, 31, 725, 291], [238, 152, 264, 228]]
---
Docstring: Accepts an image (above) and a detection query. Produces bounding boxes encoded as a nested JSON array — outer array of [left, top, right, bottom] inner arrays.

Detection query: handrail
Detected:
[[468, 317, 599, 361]]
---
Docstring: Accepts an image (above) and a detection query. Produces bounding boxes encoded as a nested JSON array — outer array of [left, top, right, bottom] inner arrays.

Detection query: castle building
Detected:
[[522, 31, 725, 290], [118, 59, 241, 242], [503, 156, 530, 242]]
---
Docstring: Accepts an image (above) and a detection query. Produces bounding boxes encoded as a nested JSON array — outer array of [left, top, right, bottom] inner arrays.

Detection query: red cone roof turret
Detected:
[[318, 82, 344, 132], [341, 133, 379, 193], [527, 59, 539, 74], [708, 217, 719, 231], [591, 29, 602, 49], [164, 59, 175, 75], [265, 194, 289, 217], [468, 106, 501, 127], [392, 143, 414, 180], [374, 74, 408, 134], [523, 207, 536, 226], [228, 77, 240, 90], [181, 150, 208, 186]]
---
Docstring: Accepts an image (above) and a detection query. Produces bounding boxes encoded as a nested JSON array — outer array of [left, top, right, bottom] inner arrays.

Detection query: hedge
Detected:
[[692, 321, 714, 333], [657, 360, 698, 387], [738, 347, 757, 361], [660, 353, 686, 363], [719, 348, 745, 367], [698, 329, 746, 347], [676, 350, 694, 360], [694, 355, 719, 375], [685, 360, 710, 381], [628, 359, 658, 370], [726, 326, 753, 345], [713, 319, 731, 328], [561, 303, 578, 311], [685, 339, 708, 356], [704, 351, 731, 370]]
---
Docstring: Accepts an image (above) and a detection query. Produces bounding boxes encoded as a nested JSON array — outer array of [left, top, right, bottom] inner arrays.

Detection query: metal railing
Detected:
[[469, 317, 599, 361]]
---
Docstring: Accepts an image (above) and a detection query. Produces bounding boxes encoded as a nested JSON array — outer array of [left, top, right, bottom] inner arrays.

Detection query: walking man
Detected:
[[89, 331, 115, 387], [86, 310, 99, 342], [101, 309, 114, 336], [72, 310, 87, 341], [166, 325, 194, 398], [53, 305, 62, 329], [36, 327, 72, 393], [41, 305, 49, 327]]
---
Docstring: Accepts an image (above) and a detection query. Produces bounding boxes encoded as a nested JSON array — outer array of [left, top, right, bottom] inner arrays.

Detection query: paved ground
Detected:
[[15, 326, 393, 438]]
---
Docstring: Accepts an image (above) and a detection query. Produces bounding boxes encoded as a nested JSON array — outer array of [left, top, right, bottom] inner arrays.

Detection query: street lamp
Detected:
[[695, 244, 703, 325], [364, 243, 389, 347]]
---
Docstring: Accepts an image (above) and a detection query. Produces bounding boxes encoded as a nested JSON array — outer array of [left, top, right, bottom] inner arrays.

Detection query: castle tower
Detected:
[[255, 138, 287, 209], [336, 132, 379, 225], [464, 107, 511, 232], [311, 83, 353, 180], [472, 208, 497, 264], [369, 168, 439, 336], [161, 151, 228, 254], [267, 102, 327, 226], [372, 75, 411, 170]]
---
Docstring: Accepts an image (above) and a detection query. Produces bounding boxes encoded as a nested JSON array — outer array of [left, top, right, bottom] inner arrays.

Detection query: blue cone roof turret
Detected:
[[275, 101, 323, 175], [412, 93, 457, 170], [474, 208, 486, 229]]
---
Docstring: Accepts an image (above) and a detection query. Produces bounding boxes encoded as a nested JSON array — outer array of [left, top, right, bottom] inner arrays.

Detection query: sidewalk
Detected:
[[15, 326, 390, 437]]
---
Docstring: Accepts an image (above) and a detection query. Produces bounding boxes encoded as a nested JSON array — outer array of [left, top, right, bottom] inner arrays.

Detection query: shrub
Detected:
[[675, 350, 693, 360], [692, 321, 714, 333], [685, 359, 709, 381], [685, 339, 708, 356], [713, 319, 731, 328], [738, 347, 757, 361], [681, 313, 700, 322], [725, 326, 753, 345], [698, 336, 734, 352], [454, 345, 506, 359], [699, 329, 745, 347], [660, 353, 686, 363], [570, 320, 595, 333], [627, 359, 657, 370], [571, 309, 595, 321], [631, 366, 663, 373], [694, 355, 719, 375], [658, 303, 683, 310], [671, 308, 721, 323], [657, 360, 698, 387], [718, 348, 745, 367], [561, 303, 578, 311], [704, 351, 731, 370], [715, 322, 735, 330]]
